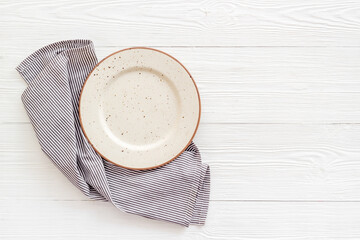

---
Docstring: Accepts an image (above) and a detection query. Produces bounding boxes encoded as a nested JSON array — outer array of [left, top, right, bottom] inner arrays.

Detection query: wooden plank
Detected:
[[1, 0, 360, 47], [4, 46, 360, 93], [2, 86, 360, 124], [1, 200, 360, 239], [2, 123, 360, 201], [2, 47, 360, 124]]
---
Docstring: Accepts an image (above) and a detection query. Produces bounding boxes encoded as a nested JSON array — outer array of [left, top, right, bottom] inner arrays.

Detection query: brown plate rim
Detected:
[[79, 47, 201, 170]]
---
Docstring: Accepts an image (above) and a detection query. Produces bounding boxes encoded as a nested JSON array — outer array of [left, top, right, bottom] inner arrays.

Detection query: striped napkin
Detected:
[[16, 40, 210, 226]]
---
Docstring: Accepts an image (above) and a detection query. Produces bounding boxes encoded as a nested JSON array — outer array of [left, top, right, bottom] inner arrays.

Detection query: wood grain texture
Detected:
[[4, 46, 360, 93], [2, 0, 360, 238], [1, 123, 360, 201], [3, 87, 360, 124], [1, 200, 360, 239], [2, 47, 360, 124], [1, 0, 360, 47]]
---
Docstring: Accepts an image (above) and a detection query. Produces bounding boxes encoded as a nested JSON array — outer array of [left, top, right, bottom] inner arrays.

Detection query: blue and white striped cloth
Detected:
[[16, 40, 210, 226]]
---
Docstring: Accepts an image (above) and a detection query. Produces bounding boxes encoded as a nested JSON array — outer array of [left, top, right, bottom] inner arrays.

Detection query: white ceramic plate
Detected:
[[79, 48, 201, 170]]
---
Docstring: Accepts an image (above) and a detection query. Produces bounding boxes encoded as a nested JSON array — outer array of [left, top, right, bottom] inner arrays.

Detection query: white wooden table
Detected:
[[1, 0, 360, 239]]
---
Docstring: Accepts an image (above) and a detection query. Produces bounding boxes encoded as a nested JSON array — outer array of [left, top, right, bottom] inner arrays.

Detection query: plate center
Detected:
[[100, 67, 181, 149]]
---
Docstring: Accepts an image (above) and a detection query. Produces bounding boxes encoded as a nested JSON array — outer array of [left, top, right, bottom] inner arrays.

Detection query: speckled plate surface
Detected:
[[79, 47, 201, 170]]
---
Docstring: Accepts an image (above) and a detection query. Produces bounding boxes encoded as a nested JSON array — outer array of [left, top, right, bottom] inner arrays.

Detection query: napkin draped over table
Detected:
[[16, 40, 210, 226]]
